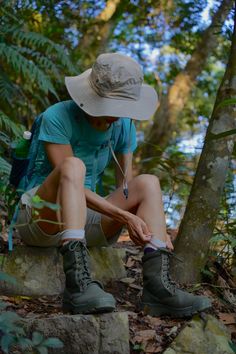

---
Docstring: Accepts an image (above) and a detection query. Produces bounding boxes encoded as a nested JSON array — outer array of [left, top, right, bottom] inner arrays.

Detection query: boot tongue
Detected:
[[71, 241, 92, 290], [161, 252, 177, 294]]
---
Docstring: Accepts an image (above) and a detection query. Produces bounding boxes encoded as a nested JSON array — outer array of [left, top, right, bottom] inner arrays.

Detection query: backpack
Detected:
[[9, 114, 43, 192], [8, 114, 43, 251]]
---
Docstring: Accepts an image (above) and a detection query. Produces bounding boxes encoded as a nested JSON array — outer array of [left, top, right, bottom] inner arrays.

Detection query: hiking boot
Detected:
[[142, 248, 211, 317], [60, 240, 116, 314]]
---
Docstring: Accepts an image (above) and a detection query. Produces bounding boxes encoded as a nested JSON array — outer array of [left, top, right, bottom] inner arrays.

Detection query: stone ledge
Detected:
[[163, 314, 234, 354], [0, 246, 126, 296], [16, 312, 129, 354]]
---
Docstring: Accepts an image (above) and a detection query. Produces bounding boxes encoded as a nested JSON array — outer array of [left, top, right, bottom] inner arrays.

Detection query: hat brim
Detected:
[[65, 69, 158, 121]]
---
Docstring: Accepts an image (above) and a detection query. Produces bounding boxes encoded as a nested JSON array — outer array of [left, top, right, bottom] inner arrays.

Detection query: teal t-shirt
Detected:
[[29, 100, 137, 191]]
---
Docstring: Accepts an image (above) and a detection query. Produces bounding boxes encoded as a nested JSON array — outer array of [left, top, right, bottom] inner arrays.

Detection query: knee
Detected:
[[134, 174, 161, 192], [60, 157, 86, 182]]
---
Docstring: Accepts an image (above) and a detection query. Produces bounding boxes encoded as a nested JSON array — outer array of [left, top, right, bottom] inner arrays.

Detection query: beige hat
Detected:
[[65, 53, 158, 121]]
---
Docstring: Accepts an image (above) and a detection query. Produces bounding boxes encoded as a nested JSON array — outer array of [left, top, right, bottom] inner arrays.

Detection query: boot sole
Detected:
[[141, 300, 212, 318], [63, 298, 116, 315]]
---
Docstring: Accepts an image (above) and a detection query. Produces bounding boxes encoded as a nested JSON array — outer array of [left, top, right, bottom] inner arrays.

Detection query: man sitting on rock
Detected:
[[16, 52, 211, 317]]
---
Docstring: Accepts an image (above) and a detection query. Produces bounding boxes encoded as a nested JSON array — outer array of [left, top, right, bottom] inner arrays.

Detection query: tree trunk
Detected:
[[143, 0, 233, 159], [172, 2, 236, 283], [76, 0, 123, 69]]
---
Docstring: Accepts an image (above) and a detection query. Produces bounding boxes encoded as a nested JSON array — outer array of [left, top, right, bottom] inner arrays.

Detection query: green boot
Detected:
[[142, 248, 211, 317], [60, 240, 116, 314]]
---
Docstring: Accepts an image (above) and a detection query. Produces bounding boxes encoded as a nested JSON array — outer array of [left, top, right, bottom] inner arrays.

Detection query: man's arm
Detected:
[[45, 143, 73, 166]]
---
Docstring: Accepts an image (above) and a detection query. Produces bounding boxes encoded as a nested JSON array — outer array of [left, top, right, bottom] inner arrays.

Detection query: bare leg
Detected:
[[102, 174, 167, 243], [33, 157, 86, 235], [32, 157, 116, 314]]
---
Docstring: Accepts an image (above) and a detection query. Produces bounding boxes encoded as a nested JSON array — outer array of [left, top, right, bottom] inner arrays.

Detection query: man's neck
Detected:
[[86, 115, 111, 131]]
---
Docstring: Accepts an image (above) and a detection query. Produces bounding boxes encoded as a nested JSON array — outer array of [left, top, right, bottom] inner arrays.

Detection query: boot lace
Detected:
[[161, 249, 183, 295], [69, 240, 92, 291]]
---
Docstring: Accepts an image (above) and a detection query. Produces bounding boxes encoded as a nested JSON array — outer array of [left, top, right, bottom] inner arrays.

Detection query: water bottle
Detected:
[[14, 131, 32, 158]]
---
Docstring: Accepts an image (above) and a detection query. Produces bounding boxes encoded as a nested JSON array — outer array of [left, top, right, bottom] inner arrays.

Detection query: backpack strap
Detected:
[[8, 203, 19, 252], [8, 114, 43, 251], [25, 114, 43, 186]]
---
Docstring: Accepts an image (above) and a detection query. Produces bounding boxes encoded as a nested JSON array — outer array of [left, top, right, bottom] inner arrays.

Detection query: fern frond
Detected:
[[0, 157, 11, 176], [0, 131, 11, 150], [0, 72, 21, 103], [0, 6, 22, 26], [0, 43, 59, 98], [15, 46, 61, 78], [0, 111, 24, 138], [10, 29, 76, 74]]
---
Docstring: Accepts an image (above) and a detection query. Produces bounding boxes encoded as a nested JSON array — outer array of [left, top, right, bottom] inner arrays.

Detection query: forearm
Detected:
[[85, 188, 129, 224]]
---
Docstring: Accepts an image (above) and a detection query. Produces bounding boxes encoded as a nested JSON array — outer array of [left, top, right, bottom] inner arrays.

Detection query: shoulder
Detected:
[[44, 100, 79, 118], [113, 118, 137, 153], [42, 100, 84, 128], [115, 118, 134, 136], [120, 118, 136, 138]]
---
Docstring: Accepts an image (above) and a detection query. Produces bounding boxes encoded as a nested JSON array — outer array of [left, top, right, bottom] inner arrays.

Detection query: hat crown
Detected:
[[89, 53, 143, 101]]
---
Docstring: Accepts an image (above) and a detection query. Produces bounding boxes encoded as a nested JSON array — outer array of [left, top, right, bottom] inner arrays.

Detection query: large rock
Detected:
[[163, 314, 234, 354], [19, 312, 129, 354], [0, 246, 126, 296]]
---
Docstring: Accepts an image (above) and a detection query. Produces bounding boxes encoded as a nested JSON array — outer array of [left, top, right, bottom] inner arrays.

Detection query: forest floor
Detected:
[[0, 232, 236, 353]]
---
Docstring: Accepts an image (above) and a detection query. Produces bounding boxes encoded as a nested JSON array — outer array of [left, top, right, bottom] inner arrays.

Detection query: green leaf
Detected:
[[0, 111, 24, 138], [31, 195, 42, 203], [42, 337, 64, 348], [216, 98, 236, 110], [201, 269, 214, 279], [43, 201, 60, 211], [30, 195, 60, 211], [229, 340, 236, 353], [0, 43, 58, 98], [0, 157, 11, 176], [17, 337, 33, 350], [36, 346, 48, 354], [0, 272, 17, 285], [32, 331, 44, 346], [0, 301, 7, 309], [1, 334, 16, 353], [209, 234, 227, 243], [133, 343, 145, 351], [230, 239, 236, 248], [0, 311, 21, 324]]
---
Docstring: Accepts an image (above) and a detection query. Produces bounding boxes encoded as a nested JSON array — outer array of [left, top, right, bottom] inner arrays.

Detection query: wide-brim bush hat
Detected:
[[65, 53, 158, 121]]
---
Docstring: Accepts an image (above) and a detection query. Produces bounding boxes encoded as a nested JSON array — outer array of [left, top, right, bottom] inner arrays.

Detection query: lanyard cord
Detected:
[[108, 119, 133, 199], [91, 119, 133, 198]]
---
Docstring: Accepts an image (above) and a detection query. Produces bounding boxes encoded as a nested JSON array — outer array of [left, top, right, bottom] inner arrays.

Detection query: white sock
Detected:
[[60, 229, 85, 244], [144, 236, 167, 251]]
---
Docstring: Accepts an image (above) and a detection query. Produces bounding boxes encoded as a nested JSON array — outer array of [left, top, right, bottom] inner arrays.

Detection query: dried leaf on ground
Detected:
[[217, 276, 236, 307], [126, 257, 135, 268], [133, 329, 157, 343], [218, 313, 236, 325], [145, 342, 163, 353], [120, 277, 135, 284], [128, 283, 142, 290]]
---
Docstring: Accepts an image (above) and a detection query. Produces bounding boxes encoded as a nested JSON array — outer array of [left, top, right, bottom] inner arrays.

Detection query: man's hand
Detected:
[[125, 213, 152, 246], [126, 213, 174, 250]]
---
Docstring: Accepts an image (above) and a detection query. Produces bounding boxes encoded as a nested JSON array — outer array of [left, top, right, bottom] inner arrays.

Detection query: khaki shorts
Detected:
[[16, 187, 122, 248]]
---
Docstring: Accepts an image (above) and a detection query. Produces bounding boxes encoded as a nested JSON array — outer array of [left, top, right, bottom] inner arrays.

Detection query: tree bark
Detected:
[[143, 0, 234, 159], [172, 2, 236, 283], [76, 0, 123, 69]]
